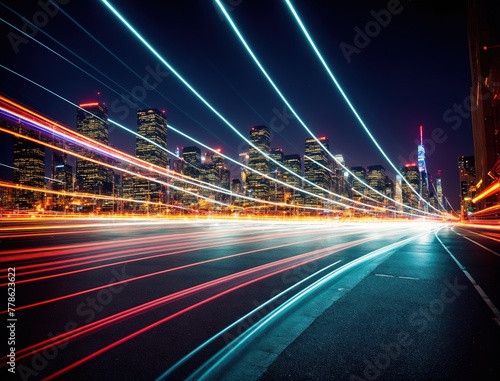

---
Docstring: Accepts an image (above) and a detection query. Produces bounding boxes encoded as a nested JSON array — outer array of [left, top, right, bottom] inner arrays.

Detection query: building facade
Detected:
[[134, 108, 168, 209], [75, 102, 109, 196], [304, 137, 331, 208], [12, 129, 45, 210], [247, 125, 271, 202]]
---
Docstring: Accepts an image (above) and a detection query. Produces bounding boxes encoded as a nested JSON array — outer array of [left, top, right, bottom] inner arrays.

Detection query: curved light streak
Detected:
[[0, 121, 230, 210], [215, 0, 439, 218], [158, 258, 343, 380], [100, 0, 369, 213], [283, 0, 441, 215], [10, 233, 385, 379], [188, 225, 440, 380], [303, 154, 423, 218], [0, 65, 340, 213]]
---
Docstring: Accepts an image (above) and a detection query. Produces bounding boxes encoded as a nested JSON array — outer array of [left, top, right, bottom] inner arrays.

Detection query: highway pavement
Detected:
[[0, 218, 498, 381]]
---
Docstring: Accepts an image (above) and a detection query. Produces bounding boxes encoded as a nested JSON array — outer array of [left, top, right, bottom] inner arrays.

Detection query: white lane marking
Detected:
[[375, 273, 394, 278], [436, 232, 500, 326], [375, 274, 420, 280], [453, 228, 500, 257]]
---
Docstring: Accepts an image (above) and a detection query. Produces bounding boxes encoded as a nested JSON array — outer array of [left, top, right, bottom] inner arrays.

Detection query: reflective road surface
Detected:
[[1, 218, 499, 381]]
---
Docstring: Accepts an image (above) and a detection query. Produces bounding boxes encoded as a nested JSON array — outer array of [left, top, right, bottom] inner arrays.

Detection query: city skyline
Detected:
[[0, 1, 485, 211], [1, 94, 447, 217]]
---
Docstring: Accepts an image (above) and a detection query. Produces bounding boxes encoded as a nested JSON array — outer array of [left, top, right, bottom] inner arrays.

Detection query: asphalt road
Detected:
[[0, 218, 498, 381]]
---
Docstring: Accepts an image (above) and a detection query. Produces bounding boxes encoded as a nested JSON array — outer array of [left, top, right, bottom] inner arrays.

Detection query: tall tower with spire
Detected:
[[417, 125, 429, 211]]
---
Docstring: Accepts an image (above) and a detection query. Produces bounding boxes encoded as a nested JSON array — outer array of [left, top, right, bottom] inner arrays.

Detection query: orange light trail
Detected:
[[0, 226, 339, 287], [3, 233, 382, 371]]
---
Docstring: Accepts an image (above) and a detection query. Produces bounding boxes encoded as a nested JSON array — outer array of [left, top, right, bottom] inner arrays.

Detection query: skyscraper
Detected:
[[75, 102, 109, 195], [435, 170, 444, 210], [304, 137, 330, 208], [51, 151, 73, 211], [283, 154, 302, 205], [247, 125, 270, 201], [459, 156, 476, 216], [366, 165, 386, 203], [181, 146, 202, 206], [200, 149, 229, 202], [182, 146, 202, 178], [401, 164, 421, 210], [350, 166, 366, 202], [136, 108, 168, 167], [52, 152, 73, 192], [332, 154, 347, 199], [269, 148, 284, 204], [417, 125, 430, 211], [467, 0, 500, 210], [12, 129, 45, 210], [134, 108, 167, 206]]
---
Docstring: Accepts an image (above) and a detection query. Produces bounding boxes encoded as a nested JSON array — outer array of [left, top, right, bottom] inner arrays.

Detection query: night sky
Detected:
[[0, 0, 475, 210]]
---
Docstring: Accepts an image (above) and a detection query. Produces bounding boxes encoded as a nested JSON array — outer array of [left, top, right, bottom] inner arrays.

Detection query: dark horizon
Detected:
[[0, 0, 480, 210]]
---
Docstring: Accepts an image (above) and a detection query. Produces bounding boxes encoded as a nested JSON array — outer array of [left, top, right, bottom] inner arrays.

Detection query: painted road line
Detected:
[[436, 231, 500, 326]]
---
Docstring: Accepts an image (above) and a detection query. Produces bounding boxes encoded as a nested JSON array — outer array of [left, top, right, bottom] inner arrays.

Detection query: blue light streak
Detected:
[[283, 0, 441, 215], [214, 0, 438, 218], [100, 0, 352, 211]]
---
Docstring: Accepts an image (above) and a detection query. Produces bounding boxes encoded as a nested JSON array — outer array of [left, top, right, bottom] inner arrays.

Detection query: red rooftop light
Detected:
[[79, 102, 99, 108]]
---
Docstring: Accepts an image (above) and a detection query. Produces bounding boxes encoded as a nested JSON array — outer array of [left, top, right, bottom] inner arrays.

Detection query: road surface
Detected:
[[0, 218, 498, 380]]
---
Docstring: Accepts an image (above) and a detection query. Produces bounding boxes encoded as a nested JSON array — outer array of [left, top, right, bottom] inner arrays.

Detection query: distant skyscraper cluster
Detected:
[[1, 103, 451, 217]]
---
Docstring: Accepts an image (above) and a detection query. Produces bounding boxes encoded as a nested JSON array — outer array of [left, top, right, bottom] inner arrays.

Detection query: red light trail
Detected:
[[0, 221, 433, 380]]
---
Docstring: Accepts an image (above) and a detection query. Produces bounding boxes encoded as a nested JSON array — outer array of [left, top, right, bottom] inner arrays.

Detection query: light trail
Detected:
[[0, 218, 214, 237], [3, 220, 392, 299], [100, 0, 375, 214], [2, 232, 376, 357], [187, 225, 440, 381], [159, 257, 345, 379], [215, 0, 440, 219], [303, 154, 424, 218], [283, 0, 441, 215], [1, 226, 342, 287], [2, 59, 410, 217], [0, 125, 227, 211], [0, 105, 237, 209], [0, 60, 335, 214], [0, 15, 129, 108], [1, 90, 338, 213], [1, 3, 450, 217], [0, 66, 248, 205], [0, 180, 163, 208], [0, 62, 239, 205], [13, 230, 404, 379], [110, 118, 332, 213], [46, 1, 225, 146]]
